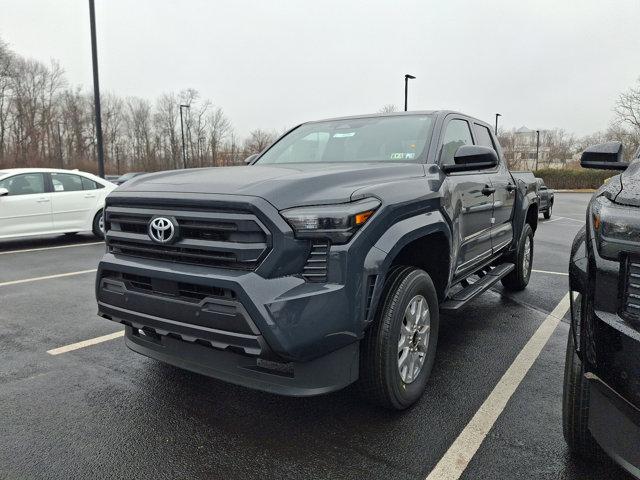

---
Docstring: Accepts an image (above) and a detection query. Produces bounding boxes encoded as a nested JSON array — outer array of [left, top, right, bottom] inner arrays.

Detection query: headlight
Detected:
[[280, 198, 381, 244], [592, 195, 640, 259]]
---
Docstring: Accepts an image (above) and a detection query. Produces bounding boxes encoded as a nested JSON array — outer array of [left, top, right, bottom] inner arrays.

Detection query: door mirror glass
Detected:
[[581, 142, 629, 171], [244, 154, 258, 165], [0, 187, 8, 197], [443, 145, 499, 173]]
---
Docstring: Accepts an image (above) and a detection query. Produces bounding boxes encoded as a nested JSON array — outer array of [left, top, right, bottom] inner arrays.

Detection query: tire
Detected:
[[543, 203, 552, 220], [501, 223, 533, 291], [358, 266, 440, 410], [92, 210, 105, 239], [562, 326, 603, 458]]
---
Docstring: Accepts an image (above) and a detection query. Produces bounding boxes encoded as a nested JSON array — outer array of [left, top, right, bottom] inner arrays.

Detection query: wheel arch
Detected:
[[362, 212, 452, 328]]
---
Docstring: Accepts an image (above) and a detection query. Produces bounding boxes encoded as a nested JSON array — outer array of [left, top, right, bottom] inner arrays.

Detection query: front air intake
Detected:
[[302, 241, 329, 282]]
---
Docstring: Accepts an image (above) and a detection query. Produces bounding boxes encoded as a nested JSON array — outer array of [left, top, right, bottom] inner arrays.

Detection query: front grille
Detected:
[[623, 258, 640, 319], [105, 205, 270, 270], [302, 241, 329, 282], [105, 271, 235, 303]]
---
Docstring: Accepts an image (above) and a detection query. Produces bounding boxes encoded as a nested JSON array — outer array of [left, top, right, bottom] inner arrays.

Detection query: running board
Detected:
[[440, 263, 515, 312]]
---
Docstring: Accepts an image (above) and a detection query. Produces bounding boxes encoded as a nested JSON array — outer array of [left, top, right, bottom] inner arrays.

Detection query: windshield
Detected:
[[256, 115, 433, 164]]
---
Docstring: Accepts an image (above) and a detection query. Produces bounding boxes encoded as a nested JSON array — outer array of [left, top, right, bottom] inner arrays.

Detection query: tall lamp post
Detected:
[[495, 113, 502, 135], [404, 74, 416, 111], [535, 129, 540, 171], [88, 0, 105, 178], [179, 104, 190, 169]]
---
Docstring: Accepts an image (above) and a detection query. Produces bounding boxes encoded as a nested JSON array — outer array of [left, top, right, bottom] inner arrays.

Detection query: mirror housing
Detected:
[[0, 187, 8, 197], [581, 142, 629, 171], [244, 154, 258, 165], [442, 145, 499, 173]]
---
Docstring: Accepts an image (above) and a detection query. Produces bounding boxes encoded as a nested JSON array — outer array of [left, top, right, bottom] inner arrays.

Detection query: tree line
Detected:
[[2, 34, 640, 175], [0, 37, 278, 174]]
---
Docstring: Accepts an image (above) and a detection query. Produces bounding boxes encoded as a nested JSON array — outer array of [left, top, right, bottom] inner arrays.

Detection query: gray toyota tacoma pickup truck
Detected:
[[96, 111, 539, 409]]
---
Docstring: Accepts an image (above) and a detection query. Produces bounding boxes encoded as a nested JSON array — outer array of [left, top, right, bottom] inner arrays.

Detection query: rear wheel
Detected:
[[543, 203, 553, 219], [562, 326, 603, 458], [92, 210, 105, 239], [501, 223, 533, 291], [358, 266, 439, 410]]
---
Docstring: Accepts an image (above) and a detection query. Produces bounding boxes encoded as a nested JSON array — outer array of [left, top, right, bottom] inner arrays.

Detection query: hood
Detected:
[[614, 160, 640, 207], [118, 163, 425, 209]]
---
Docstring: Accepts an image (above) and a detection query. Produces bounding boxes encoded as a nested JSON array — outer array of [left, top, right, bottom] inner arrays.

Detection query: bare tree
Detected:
[[615, 77, 640, 134], [378, 104, 398, 114], [244, 129, 277, 155]]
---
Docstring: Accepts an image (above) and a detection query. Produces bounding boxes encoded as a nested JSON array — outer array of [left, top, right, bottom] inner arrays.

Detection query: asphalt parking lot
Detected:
[[0, 193, 632, 480]]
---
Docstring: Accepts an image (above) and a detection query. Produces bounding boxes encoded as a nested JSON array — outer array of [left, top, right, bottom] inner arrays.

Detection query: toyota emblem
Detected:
[[148, 217, 177, 244]]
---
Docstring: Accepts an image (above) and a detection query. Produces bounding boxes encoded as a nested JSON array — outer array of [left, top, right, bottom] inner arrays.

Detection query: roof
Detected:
[[516, 126, 534, 134], [0, 167, 112, 184], [305, 110, 492, 128]]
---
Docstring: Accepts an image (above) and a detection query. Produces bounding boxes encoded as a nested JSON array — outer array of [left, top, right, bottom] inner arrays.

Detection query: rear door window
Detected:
[[51, 173, 83, 192]]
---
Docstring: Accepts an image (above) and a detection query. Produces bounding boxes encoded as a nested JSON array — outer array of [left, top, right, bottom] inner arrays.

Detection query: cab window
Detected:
[[440, 119, 473, 166], [51, 173, 83, 192], [0, 173, 46, 196], [474, 124, 495, 150]]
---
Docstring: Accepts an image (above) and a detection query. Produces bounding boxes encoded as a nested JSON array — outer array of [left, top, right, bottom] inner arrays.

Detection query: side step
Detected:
[[440, 263, 515, 312]]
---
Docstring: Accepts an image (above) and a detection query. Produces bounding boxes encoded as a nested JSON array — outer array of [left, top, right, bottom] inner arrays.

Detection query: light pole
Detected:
[[179, 104, 190, 168], [535, 130, 540, 171], [88, 0, 105, 178], [495, 113, 501, 135], [404, 74, 416, 111]]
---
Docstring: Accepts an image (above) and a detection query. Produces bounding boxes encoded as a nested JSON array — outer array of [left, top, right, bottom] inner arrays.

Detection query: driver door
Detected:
[[439, 117, 494, 279], [0, 172, 52, 238]]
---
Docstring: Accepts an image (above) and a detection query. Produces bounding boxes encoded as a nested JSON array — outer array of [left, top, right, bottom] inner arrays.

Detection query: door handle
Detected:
[[481, 185, 495, 196], [36, 197, 50, 203], [506, 183, 517, 193], [84, 194, 96, 198]]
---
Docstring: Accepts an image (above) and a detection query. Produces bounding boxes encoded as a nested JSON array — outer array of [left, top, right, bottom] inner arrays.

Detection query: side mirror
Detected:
[[0, 187, 8, 197], [244, 154, 258, 165], [581, 142, 629, 171], [443, 145, 499, 173]]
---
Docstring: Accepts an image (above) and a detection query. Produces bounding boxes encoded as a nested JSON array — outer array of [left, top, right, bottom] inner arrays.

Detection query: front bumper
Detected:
[[587, 373, 640, 479], [96, 253, 363, 396]]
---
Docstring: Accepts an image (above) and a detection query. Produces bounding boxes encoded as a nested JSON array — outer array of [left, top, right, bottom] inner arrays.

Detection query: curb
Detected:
[[554, 189, 596, 193]]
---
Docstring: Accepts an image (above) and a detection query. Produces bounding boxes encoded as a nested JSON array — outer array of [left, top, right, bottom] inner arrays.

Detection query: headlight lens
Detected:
[[280, 198, 381, 244], [592, 195, 640, 259]]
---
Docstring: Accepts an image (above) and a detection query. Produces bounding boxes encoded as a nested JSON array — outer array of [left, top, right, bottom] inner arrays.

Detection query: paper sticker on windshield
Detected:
[[333, 132, 355, 138], [390, 153, 416, 160]]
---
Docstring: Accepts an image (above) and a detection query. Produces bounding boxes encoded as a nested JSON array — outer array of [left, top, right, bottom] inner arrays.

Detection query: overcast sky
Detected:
[[1, 0, 639, 138]]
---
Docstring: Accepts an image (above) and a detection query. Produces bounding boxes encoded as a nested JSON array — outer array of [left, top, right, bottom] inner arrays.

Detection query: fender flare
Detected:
[[361, 210, 451, 326]]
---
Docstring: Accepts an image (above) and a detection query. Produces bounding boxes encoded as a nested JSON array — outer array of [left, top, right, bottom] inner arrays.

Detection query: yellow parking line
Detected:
[[47, 330, 124, 355]]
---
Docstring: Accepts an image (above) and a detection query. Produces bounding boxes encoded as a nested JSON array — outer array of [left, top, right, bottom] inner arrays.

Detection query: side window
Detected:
[[440, 119, 473, 166], [81, 176, 98, 190], [474, 124, 495, 150], [0, 173, 45, 196], [51, 173, 83, 192]]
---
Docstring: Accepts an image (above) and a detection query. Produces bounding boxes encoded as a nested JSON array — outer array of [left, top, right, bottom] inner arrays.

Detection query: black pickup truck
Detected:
[[96, 111, 539, 409], [564, 141, 640, 476]]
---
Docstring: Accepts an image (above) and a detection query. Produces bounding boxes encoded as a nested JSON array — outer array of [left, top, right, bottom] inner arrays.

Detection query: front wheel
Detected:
[[358, 266, 440, 410], [92, 210, 105, 239], [501, 223, 534, 291], [543, 203, 553, 219], [562, 326, 602, 458]]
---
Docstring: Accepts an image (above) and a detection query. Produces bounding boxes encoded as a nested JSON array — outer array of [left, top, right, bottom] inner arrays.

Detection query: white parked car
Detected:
[[0, 168, 116, 240]]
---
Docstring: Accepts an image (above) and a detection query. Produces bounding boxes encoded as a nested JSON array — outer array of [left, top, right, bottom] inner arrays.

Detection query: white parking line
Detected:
[[425, 292, 570, 480], [551, 216, 585, 224], [0, 241, 103, 255], [532, 269, 569, 276], [47, 330, 124, 355], [0, 269, 97, 287]]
